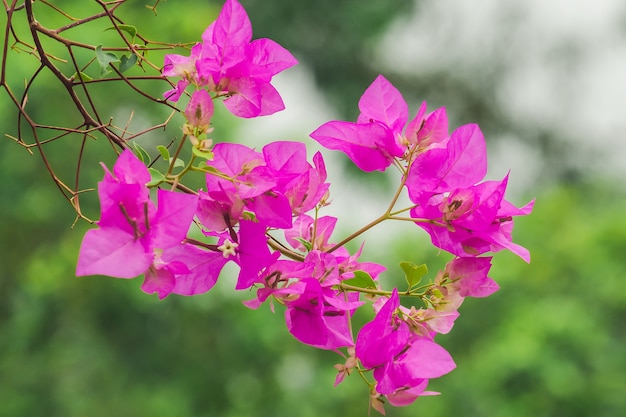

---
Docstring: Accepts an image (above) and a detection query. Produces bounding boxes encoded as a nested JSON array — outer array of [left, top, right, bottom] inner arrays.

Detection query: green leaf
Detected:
[[343, 271, 377, 290], [157, 146, 185, 170], [294, 238, 312, 252], [119, 53, 138, 73], [72, 71, 93, 82], [95, 45, 119, 77], [157, 145, 170, 161], [147, 168, 166, 187], [105, 24, 137, 41], [400, 261, 428, 290], [192, 146, 214, 161], [131, 142, 151, 165]]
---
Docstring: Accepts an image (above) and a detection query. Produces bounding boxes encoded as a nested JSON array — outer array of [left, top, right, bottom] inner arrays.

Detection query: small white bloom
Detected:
[[218, 239, 239, 258]]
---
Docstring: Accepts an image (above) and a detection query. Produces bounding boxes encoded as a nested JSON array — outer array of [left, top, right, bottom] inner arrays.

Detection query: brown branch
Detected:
[[3, 0, 186, 223]]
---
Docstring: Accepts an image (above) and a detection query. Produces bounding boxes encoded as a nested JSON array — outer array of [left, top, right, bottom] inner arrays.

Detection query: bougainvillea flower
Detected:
[[262, 141, 311, 184], [356, 290, 411, 369], [356, 74, 409, 135], [443, 256, 498, 299], [310, 75, 406, 172], [333, 243, 387, 283], [262, 141, 329, 215], [196, 192, 244, 233], [404, 102, 449, 149], [241, 259, 316, 310], [301, 250, 341, 287], [195, 0, 297, 117], [310, 75, 451, 173], [284, 214, 338, 252], [202, 142, 292, 228], [285, 278, 362, 350], [184, 89, 214, 130], [234, 220, 280, 290], [356, 290, 455, 404], [200, 141, 330, 230], [385, 380, 438, 407], [160, 243, 230, 297], [404, 306, 461, 336], [281, 151, 329, 215], [205, 142, 269, 198], [310, 121, 401, 172], [410, 257, 496, 328], [143, 219, 279, 297], [162, 44, 202, 101], [406, 123, 487, 200], [76, 150, 198, 283], [372, 337, 455, 395], [162, 0, 297, 117], [411, 176, 534, 261]]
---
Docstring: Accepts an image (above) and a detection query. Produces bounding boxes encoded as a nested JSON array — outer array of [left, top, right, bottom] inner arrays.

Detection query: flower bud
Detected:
[[184, 89, 214, 135]]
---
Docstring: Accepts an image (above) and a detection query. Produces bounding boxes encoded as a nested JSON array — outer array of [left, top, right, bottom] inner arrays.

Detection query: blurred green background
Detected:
[[2, 1, 625, 416]]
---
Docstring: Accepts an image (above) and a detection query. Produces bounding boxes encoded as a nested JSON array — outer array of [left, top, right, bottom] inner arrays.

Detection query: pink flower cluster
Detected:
[[312, 74, 534, 261], [162, 0, 297, 118], [77, 140, 336, 300], [76, 0, 534, 413], [351, 257, 499, 409]]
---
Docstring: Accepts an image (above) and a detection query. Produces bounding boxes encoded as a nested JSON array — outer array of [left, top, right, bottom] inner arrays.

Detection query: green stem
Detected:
[[388, 215, 433, 223], [169, 153, 196, 190], [389, 204, 416, 216], [385, 163, 409, 214], [339, 283, 391, 296], [355, 363, 375, 388], [338, 283, 425, 298], [339, 282, 433, 301]]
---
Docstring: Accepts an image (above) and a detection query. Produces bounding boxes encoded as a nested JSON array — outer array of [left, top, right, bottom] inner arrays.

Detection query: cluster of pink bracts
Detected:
[[76, 0, 533, 413]]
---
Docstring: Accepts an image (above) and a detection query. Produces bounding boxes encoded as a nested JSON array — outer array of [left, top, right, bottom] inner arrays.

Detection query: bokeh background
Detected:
[[1, 1, 625, 416]]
